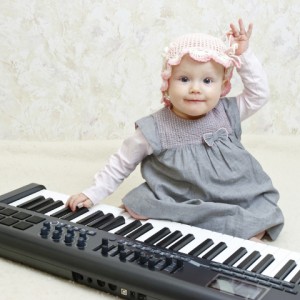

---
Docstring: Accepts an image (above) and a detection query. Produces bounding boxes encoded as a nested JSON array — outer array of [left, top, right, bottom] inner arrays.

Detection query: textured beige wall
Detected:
[[1, 0, 300, 140]]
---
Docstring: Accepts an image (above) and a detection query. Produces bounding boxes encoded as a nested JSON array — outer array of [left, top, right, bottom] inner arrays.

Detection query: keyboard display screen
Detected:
[[208, 275, 268, 299]]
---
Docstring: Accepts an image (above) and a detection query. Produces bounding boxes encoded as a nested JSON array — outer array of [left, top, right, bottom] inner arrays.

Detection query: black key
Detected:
[[156, 230, 183, 248], [17, 196, 45, 209], [202, 242, 227, 260], [290, 270, 300, 284], [223, 247, 248, 266], [26, 198, 54, 211], [114, 220, 142, 236], [252, 254, 275, 274], [144, 227, 171, 245], [169, 233, 195, 252], [98, 216, 125, 231], [35, 200, 64, 214], [61, 207, 89, 221], [188, 238, 214, 257], [126, 223, 154, 240], [237, 250, 261, 270], [76, 211, 104, 225], [50, 207, 72, 218], [274, 259, 297, 280], [87, 213, 114, 228]]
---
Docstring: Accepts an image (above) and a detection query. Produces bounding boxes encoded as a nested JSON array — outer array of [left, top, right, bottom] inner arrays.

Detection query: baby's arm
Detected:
[[236, 48, 270, 121], [66, 128, 153, 211], [228, 19, 269, 120]]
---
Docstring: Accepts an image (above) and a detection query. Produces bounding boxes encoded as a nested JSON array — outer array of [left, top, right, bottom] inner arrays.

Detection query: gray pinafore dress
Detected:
[[122, 98, 284, 240]]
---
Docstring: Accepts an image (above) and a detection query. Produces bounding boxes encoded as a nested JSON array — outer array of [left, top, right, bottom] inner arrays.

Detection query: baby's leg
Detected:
[[249, 231, 266, 243], [119, 204, 148, 220]]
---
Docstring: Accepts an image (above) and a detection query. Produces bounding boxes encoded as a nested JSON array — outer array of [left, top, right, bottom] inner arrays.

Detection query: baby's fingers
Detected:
[[66, 193, 89, 211]]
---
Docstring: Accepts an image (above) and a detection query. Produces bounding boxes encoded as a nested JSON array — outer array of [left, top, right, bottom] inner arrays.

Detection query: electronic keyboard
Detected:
[[0, 183, 299, 300]]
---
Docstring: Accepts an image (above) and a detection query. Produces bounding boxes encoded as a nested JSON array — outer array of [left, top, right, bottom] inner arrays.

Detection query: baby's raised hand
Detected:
[[66, 193, 93, 212], [228, 18, 253, 56]]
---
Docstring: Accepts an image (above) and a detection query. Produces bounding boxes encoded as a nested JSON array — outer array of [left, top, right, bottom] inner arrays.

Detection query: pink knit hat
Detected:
[[161, 33, 241, 105]]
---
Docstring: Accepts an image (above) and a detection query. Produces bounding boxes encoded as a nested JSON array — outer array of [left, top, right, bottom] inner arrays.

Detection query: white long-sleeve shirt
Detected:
[[83, 48, 269, 205]]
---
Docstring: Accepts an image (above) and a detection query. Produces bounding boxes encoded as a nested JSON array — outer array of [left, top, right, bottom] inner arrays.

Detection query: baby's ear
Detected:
[[221, 79, 228, 95]]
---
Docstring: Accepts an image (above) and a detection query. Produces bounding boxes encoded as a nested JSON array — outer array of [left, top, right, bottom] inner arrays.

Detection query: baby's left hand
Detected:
[[228, 18, 253, 56]]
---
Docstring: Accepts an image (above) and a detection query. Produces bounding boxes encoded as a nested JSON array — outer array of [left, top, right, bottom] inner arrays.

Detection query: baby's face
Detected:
[[167, 55, 226, 120]]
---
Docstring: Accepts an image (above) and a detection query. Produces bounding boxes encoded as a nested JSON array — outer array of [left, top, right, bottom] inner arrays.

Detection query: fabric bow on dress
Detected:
[[203, 128, 229, 147]]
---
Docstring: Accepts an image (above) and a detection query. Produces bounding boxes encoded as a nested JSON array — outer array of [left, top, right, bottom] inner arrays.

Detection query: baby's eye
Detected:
[[203, 78, 213, 84], [179, 76, 189, 83]]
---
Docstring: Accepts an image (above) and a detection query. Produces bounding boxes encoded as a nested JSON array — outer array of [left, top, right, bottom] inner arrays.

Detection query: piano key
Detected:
[[135, 219, 168, 243], [261, 249, 294, 278], [144, 227, 171, 245], [274, 259, 297, 280], [233, 239, 268, 269], [95, 204, 127, 218], [251, 254, 275, 274], [10, 190, 68, 207], [169, 234, 195, 252], [156, 230, 183, 248], [126, 223, 154, 240], [26, 197, 54, 211], [222, 247, 248, 266], [177, 226, 219, 255], [35, 200, 64, 214], [202, 242, 227, 260], [212, 237, 248, 264], [17, 195, 45, 209], [98, 216, 125, 231], [113, 219, 143, 236], [248, 245, 279, 273], [188, 238, 214, 257], [290, 269, 300, 284], [60, 207, 89, 221], [50, 206, 72, 218], [76, 211, 104, 225], [283, 256, 300, 283], [87, 213, 114, 228], [236, 250, 261, 270]]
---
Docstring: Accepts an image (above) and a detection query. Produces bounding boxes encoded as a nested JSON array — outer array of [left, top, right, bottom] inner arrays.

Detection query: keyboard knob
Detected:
[[40, 226, 49, 238], [119, 250, 127, 261], [79, 230, 87, 240], [52, 230, 61, 242], [55, 224, 63, 233], [101, 245, 109, 256], [118, 242, 125, 252], [64, 233, 73, 245], [77, 237, 86, 250], [102, 238, 109, 246], [43, 221, 51, 230], [67, 228, 75, 237]]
